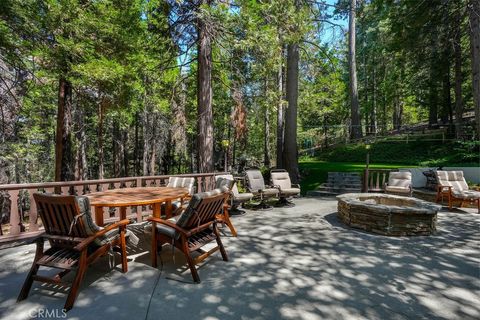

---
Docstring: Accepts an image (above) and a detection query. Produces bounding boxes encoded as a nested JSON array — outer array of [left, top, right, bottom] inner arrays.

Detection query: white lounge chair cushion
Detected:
[[271, 172, 292, 190], [278, 187, 301, 196], [452, 189, 480, 200], [387, 172, 412, 188], [436, 171, 469, 191], [233, 192, 254, 202], [385, 186, 411, 194], [167, 177, 195, 195], [260, 188, 279, 196], [246, 170, 267, 190]]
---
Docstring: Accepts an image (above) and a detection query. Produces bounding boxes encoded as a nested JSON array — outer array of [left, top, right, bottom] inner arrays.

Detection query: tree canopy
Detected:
[[0, 0, 477, 184]]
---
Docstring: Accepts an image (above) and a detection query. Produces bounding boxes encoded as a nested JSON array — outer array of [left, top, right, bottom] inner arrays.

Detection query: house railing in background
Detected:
[[363, 169, 396, 193], [0, 172, 223, 243]]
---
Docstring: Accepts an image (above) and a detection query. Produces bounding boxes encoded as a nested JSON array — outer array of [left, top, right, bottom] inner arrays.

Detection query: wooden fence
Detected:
[[0, 172, 222, 243], [363, 169, 396, 193]]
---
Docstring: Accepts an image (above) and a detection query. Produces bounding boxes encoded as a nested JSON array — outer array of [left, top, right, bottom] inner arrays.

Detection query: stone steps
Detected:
[[307, 172, 363, 197]]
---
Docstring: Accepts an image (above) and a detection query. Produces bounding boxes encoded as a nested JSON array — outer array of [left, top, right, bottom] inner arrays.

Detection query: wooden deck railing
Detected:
[[363, 169, 397, 193], [0, 172, 223, 243]]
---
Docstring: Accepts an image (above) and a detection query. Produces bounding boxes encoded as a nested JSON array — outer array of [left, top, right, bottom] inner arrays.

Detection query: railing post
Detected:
[[8, 190, 20, 235], [28, 191, 39, 232]]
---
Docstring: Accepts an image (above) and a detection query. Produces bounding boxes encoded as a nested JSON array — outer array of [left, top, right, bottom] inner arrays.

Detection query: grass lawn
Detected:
[[298, 161, 417, 195]]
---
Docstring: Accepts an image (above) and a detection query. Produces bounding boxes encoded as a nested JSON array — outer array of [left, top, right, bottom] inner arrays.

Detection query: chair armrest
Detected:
[[172, 206, 187, 217], [74, 219, 130, 251], [292, 184, 301, 189], [437, 185, 452, 193], [147, 217, 190, 235]]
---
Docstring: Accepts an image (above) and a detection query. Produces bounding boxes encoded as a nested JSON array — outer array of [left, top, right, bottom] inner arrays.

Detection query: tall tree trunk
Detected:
[[371, 59, 377, 135], [393, 92, 403, 131], [264, 103, 270, 168], [98, 98, 105, 180], [134, 112, 140, 176], [441, 65, 452, 125], [276, 53, 284, 169], [197, 0, 214, 173], [55, 77, 73, 182], [74, 103, 88, 180], [284, 42, 299, 184], [453, 7, 464, 139], [428, 68, 438, 127], [348, 0, 362, 139], [113, 121, 120, 177], [143, 108, 150, 176], [122, 129, 129, 177], [469, 0, 480, 138]]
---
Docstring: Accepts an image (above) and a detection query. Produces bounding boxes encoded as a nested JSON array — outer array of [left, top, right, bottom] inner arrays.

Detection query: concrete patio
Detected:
[[0, 197, 479, 320]]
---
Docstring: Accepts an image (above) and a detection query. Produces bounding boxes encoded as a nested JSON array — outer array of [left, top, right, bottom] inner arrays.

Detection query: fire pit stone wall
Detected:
[[336, 193, 441, 236]]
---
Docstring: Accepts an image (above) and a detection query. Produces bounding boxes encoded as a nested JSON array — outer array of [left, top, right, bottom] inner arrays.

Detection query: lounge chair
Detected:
[[213, 176, 238, 236], [384, 171, 412, 196], [215, 174, 254, 211], [435, 170, 480, 212], [18, 193, 129, 311], [165, 176, 195, 215], [148, 187, 229, 283], [245, 169, 279, 209], [270, 169, 301, 205]]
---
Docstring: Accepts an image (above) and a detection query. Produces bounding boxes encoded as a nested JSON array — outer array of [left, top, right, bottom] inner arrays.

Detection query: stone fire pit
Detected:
[[336, 193, 441, 236]]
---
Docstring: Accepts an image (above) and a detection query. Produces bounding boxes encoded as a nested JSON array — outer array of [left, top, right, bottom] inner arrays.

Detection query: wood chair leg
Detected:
[[17, 239, 44, 302], [151, 223, 158, 268], [182, 241, 200, 283], [64, 250, 88, 311], [120, 228, 128, 273], [17, 264, 39, 302], [221, 209, 237, 237], [213, 225, 228, 262]]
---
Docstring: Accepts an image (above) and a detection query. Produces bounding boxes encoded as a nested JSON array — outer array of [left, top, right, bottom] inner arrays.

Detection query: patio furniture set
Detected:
[[384, 169, 480, 211], [15, 170, 301, 311]]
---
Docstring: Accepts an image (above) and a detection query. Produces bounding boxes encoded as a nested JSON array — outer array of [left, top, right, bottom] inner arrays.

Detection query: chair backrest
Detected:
[[271, 171, 292, 190], [435, 170, 469, 191], [245, 169, 266, 191], [167, 177, 195, 195], [33, 193, 89, 239], [215, 174, 239, 196], [175, 187, 229, 230], [388, 172, 412, 188]]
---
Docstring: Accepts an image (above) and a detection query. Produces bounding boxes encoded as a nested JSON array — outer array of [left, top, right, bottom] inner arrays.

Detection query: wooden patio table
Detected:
[[87, 187, 189, 226]]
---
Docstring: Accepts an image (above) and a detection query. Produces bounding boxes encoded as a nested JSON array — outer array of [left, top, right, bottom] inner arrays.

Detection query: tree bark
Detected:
[[134, 112, 140, 176], [284, 42, 300, 184], [469, 0, 480, 138], [98, 98, 105, 180], [371, 59, 377, 135], [54, 77, 73, 182], [74, 103, 88, 180], [276, 53, 284, 169], [453, 7, 464, 139], [264, 102, 270, 168], [197, 0, 214, 173], [348, 0, 362, 139]]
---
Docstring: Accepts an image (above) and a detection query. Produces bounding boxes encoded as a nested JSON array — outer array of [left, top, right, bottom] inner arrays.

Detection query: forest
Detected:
[[0, 0, 479, 186]]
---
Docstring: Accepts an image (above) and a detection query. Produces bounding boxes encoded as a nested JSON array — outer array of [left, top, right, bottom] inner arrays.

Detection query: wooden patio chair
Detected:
[[435, 170, 480, 212], [148, 187, 229, 283], [214, 176, 238, 236], [17, 193, 129, 311]]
